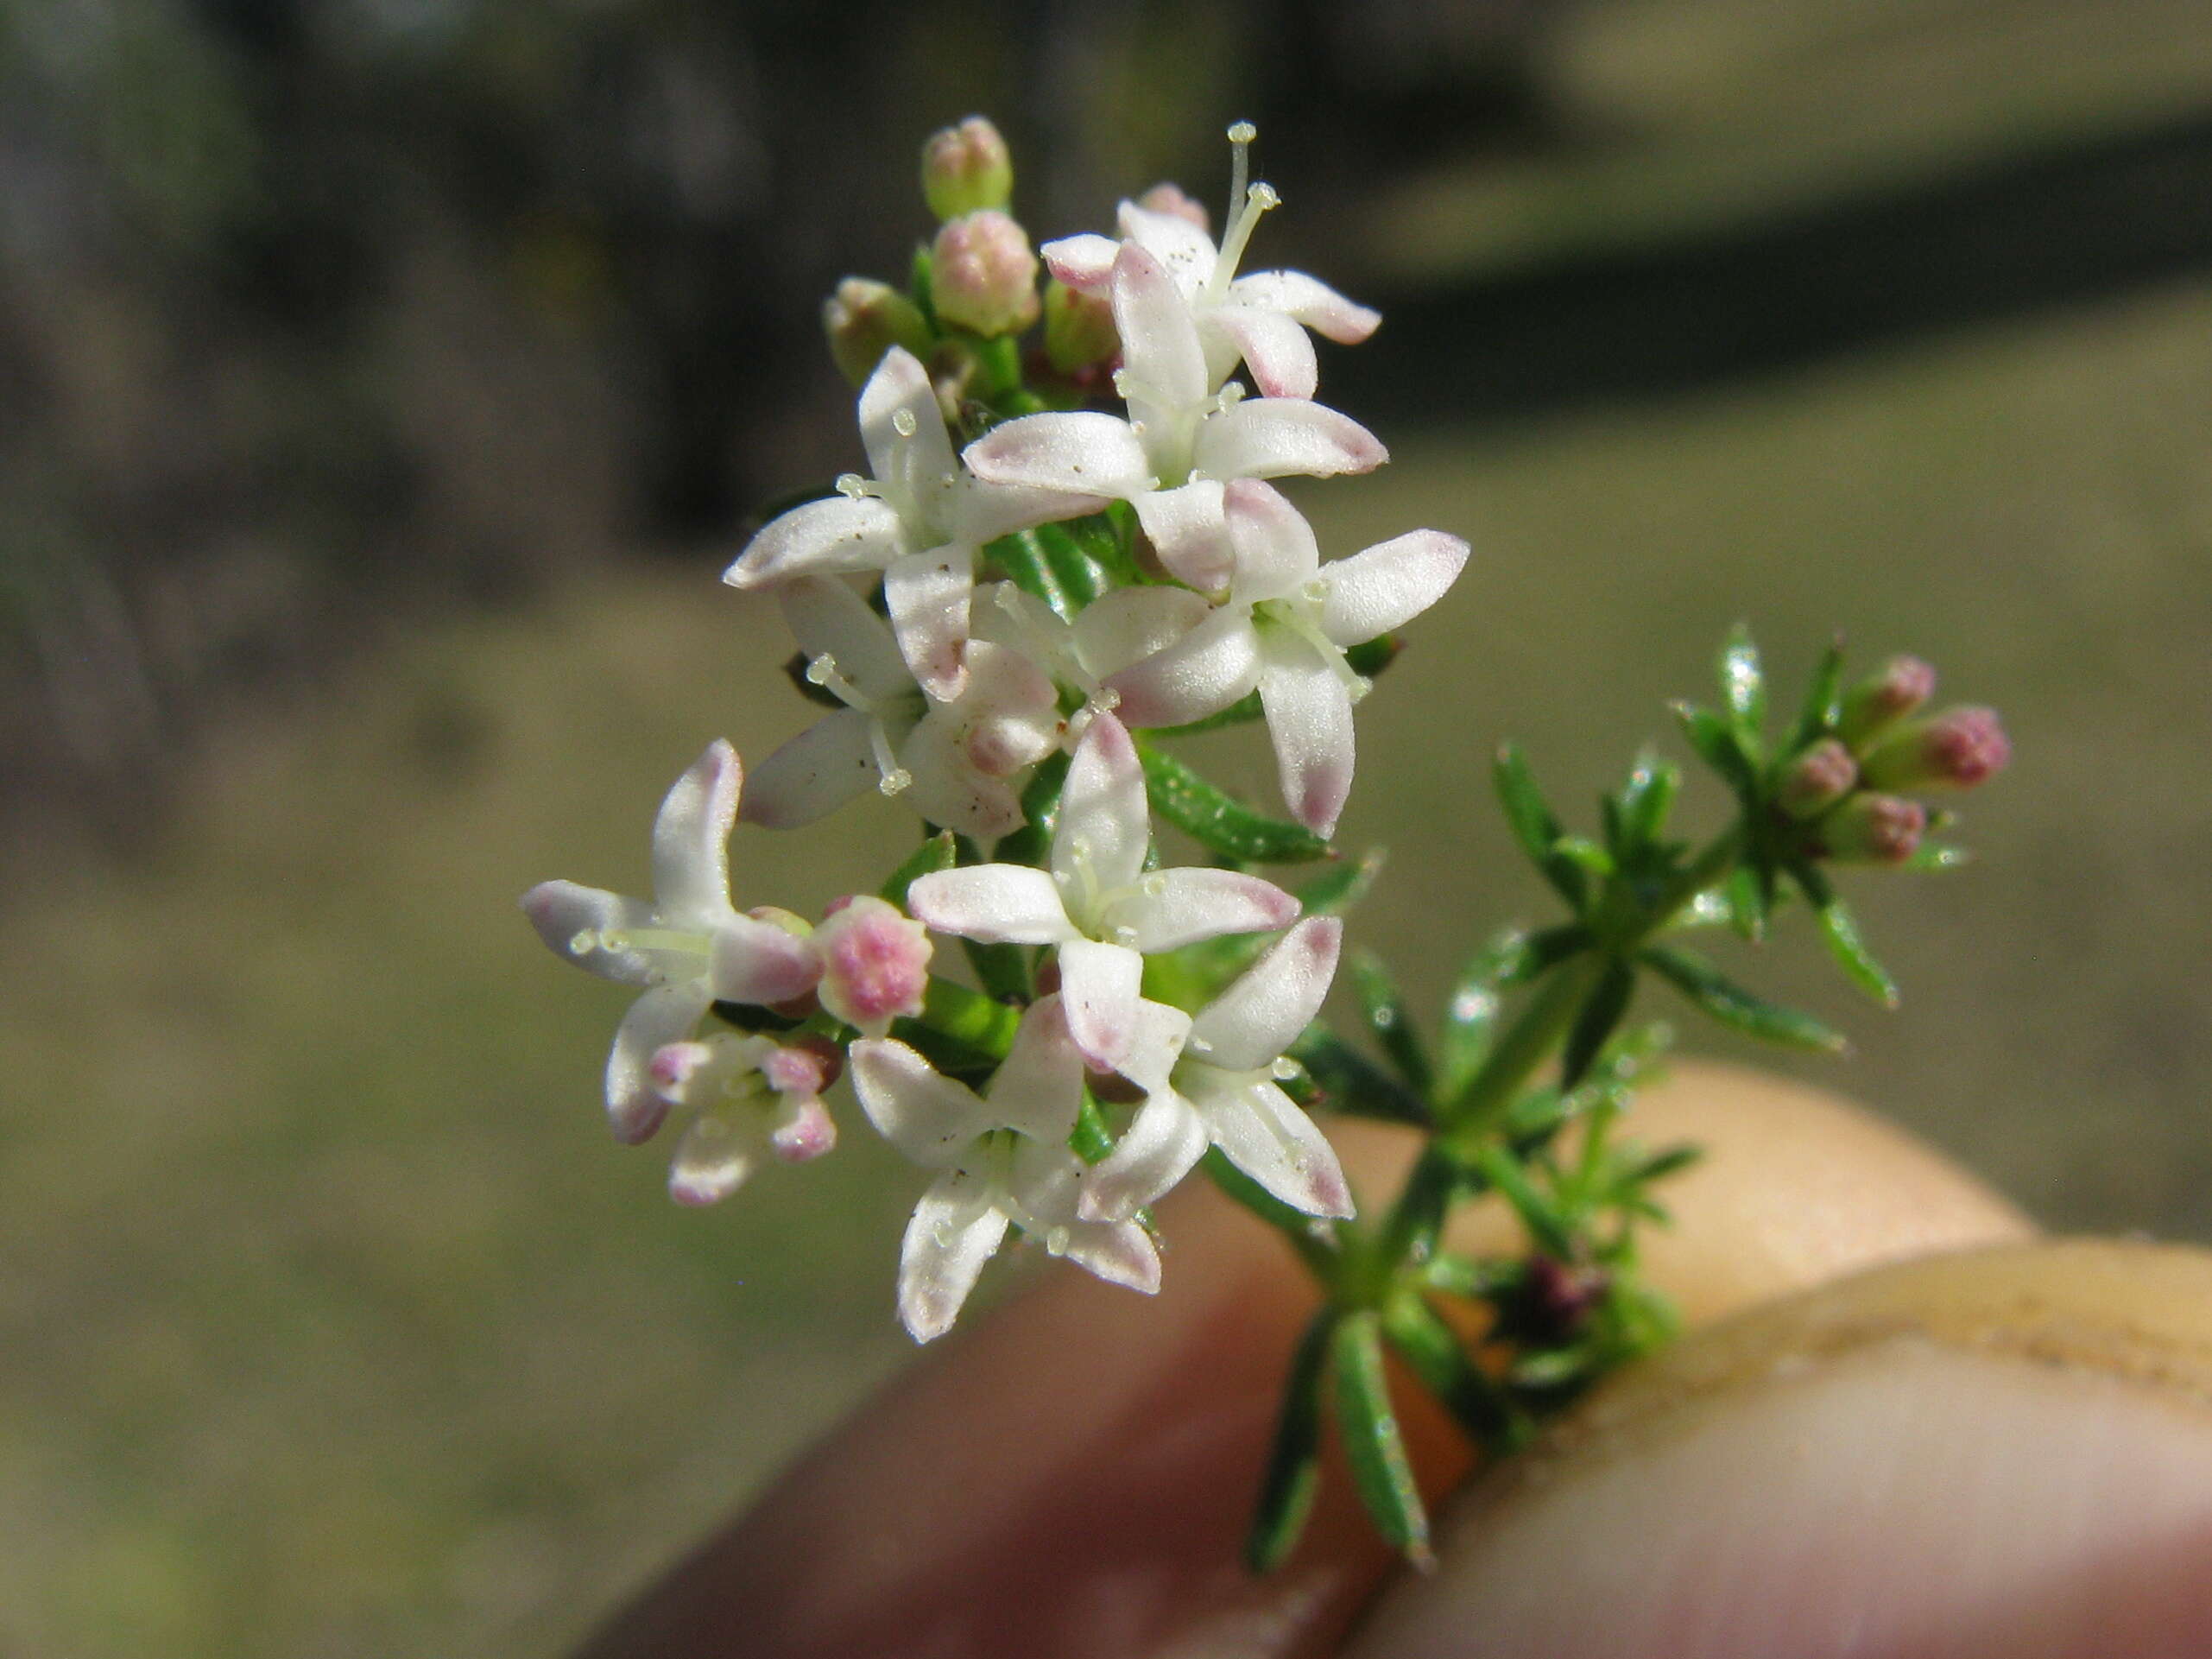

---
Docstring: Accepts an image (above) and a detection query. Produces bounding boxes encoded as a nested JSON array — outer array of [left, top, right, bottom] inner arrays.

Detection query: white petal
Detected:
[[1223, 479, 1320, 602], [606, 982, 712, 1144], [521, 881, 660, 987], [1116, 997, 1194, 1099], [1258, 636, 1356, 837], [858, 346, 958, 492], [907, 864, 1077, 944], [984, 995, 1085, 1143], [1191, 1077, 1354, 1219], [1112, 242, 1210, 417], [1227, 269, 1381, 344], [1206, 306, 1318, 399], [850, 1038, 994, 1167], [1007, 1138, 1162, 1292], [1070, 586, 1215, 681], [1057, 1215, 1161, 1295], [951, 474, 1109, 546], [650, 739, 741, 926], [884, 544, 974, 701], [899, 1168, 1010, 1341], [1133, 480, 1232, 593], [958, 641, 1061, 769], [900, 720, 1028, 840], [1104, 605, 1262, 730], [738, 708, 882, 830], [1115, 201, 1220, 295], [1053, 712, 1150, 897], [723, 495, 907, 588], [1040, 232, 1119, 294], [1057, 937, 1145, 1073], [779, 576, 913, 702], [667, 1112, 763, 1206], [964, 411, 1155, 500], [706, 911, 821, 1005], [1105, 868, 1299, 953], [1193, 398, 1387, 484], [1318, 529, 1471, 646], [1191, 915, 1343, 1071], [1079, 1090, 1210, 1221]]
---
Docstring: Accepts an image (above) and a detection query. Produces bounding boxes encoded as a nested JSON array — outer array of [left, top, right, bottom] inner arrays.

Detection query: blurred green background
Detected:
[[4, 1, 2212, 1653]]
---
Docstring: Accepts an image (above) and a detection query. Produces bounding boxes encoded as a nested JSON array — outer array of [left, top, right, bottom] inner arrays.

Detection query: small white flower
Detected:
[[521, 741, 823, 1143], [971, 579, 1212, 745], [646, 1034, 840, 1206], [1106, 479, 1469, 837], [1082, 917, 1352, 1223], [907, 711, 1298, 1071], [723, 347, 1103, 699], [852, 996, 1160, 1342], [740, 576, 1063, 841], [962, 241, 1386, 592]]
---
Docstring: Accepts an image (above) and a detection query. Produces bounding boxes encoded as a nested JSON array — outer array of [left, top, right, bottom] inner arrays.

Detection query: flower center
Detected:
[[1252, 594, 1372, 703]]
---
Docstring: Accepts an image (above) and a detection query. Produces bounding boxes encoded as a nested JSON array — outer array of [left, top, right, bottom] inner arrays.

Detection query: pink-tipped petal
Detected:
[[737, 709, 882, 831], [898, 1168, 1008, 1342], [1134, 480, 1232, 593], [1069, 586, 1215, 681], [1192, 915, 1343, 1072], [1112, 242, 1210, 415], [964, 411, 1154, 500], [723, 495, 908, 589], [1194, 398, 1387, 484], [1040, 232, 1119, 294], [768, 1096, 837, 1164], [1108, 867, 1299, 953], [984, 995, 1086, 1143], [908, 864, 1077, 945], [1208, 305, 1318, 399], [605, 982, 712, 1144], [1318, 529, 1470, 645], [850, 1039, 994, 1167], [1223, 478, 1321, 601], [1193, 1078, 1354, 1219], [1103, 605, 1263, 730], [858, 346, 957, 487], [1227, 269, 1381, 343], [1058, 1215, 1162, 1295], [1055, 938, 1146, 1075], [883, 545, 974, 702], [521, 881, 660, 987], [778, 577, 913, 702], [1078, 1091, 1210, 1222], [650, 739, 742, 927], [1054, 712, 1151, 896], [708, 910, 823, 1006], [667, 1114, 761, 1206], [1257, 640, 1356, 836]]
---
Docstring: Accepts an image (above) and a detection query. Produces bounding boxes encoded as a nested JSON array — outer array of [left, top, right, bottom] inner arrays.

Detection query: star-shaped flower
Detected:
[[724, 347, 1103, 698], [1081, 916, 1352, 1223], [521, 741, 823, 1143], [645, 1033, 840, 1206], [852, 996, 1160, 1341], [962, 242, 1385, 591], [1106, 478, 1469, 837], [907, 711, 1298, 1071]]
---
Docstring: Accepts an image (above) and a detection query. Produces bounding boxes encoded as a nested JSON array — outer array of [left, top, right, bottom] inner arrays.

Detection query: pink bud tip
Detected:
[[1817, 794, 1927, 865], [648, 1041, 713, 1092], [1777, 738, 1858, 819], [1923, 706, 2011, 787], [930, 210, 1041, 339], [1134, 181, 1210, 232], [813, 896, 933, 1035], [770, 1099, 838, 1164]]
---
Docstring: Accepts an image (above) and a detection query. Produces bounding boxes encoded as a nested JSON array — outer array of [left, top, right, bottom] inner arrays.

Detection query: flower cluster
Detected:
[[524, 119, 1467, 1341]]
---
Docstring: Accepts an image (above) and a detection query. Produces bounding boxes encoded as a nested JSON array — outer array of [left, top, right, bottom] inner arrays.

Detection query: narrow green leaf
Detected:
[[991, 750, 1071, 868], [1717, 624, 1766, 756], [1470, 1142, 1577, 1259], [1436, 925, 1596, 1105], [1560, 959, 1636, 1090], [1492, 744, 1587, 909], [1244, 1312, 1335, 1574], [1138, 744, 1331, 863], [1671, 702, 1758, 800], [1290, 1027, 1431, 1126], [1785, 635, 1848, 753], [1298, 847, 1386, 917], [1641, 945, 1848, 1054], [983, 527, 1076, 621], [879, 830, 957, 906], [1382, 1293, 1524, 1444], [892, 977, 1020, 1067], [1351, 951, 1433, 1096], [1053, 508, 1145, 589], [1616, 750, 1682, 852], [1344, 634, 1402, 680], [1071, 1088, 1115, 1164], [1552, 836, 1615, 877], [1813, 891, 1900, 1009], [1028, 519, 1113, 609], [1902, 841, 1973, 872], [1724, 864, 1770, 943], [1330, 1312, 1432, 1566], [1628, 1143, 1703, 1184], [1419, 1252, 1522, 1301]]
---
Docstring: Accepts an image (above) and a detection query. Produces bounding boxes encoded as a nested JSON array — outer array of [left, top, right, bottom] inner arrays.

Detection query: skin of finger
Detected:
[[1349, 1239, 2212, 1659], [576, 1062, 2033, 1659]]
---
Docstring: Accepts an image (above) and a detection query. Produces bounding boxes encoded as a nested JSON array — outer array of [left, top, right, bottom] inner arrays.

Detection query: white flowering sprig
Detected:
[[522, 115, 2013, 1574]]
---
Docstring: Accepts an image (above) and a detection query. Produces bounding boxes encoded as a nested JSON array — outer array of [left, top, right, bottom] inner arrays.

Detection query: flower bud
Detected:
[[822, 277, 933, 386], [920, 116, 1014, 221], [1043, 277, 1118, 374], [929, 211, 1041, 338], [1775, 738, 1858, 819], [1814, 793, 1927, 864], [1134, 180, 1210, 232], [1859, 706, 2011, 792], [1837, 654, 1936, 750], [813, 895, 932, 1037]]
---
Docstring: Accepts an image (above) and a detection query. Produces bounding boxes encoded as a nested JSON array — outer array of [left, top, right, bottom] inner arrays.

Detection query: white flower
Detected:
[[852, 996, 1160, 1342], [645, 1034, 839, 1206], [1082, 917, 1352, 1223], [962, 241, 1386, 593], [1041, 126, 1379, 400], [1106, 478, 1469, 837], [971, 579, 1212, 744], [723, 347, 1103, 699], [521, 741, 823, 1143], [740, 575, 1063, 841], [907, 711, 1298, 1071]]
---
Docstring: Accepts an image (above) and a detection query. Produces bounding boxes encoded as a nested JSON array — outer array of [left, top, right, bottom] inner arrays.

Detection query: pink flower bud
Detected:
[[1043, 278, 1119, 375], [768, 1096, 837, 1163], [822, 277, 933, 387], [930, 210, 1041, 338], [920, 116, 1013, 222], [1775, 738, 1858, 819], [1838, 654, 1937, 750], [1134, 181, 1210, 233], [813, 896, 932, 1036], [1860, 706, 2011, 791], [1815, 793, 1927, 864]]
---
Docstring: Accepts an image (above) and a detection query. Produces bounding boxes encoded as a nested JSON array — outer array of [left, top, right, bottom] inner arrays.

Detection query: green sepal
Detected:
[[1717, 624, 1766, 760], [1072, 1087, 1115, 1165], [1492, 744, 1588, 910], [1243, 1311, 1335, 1574], [1383, 1292, 1526, 1444], [1290, 1026, 1431, 1128], [1560, 958, 1637, 1090], [1351, 951, 1432, 1097], [890, 977, 1021, 1072], [1785, 634, 1847, 754], [1139, 744, 1332, 864], [1614, 750, 1681, 854], [1672, 701, 1759, 801], [1795, 864, 1901, 1008], [879, 830, 957, 906], [1470, 1142, 1577, 1259], [1330, 1311, 1432, 1566], [1640, 944, 1848, 1054]]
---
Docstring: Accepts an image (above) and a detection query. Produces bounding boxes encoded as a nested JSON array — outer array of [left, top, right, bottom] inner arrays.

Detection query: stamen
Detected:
[[1271, 1056, 1302, 1081], [606, 927, 711, 956], [869, 718, 911, 794], [806, 652, 870, 713], [569, 929, 598, 955], [1226, 121, 1257, 218], [1208, 180, 1279, 301], [834, 472, 872, 499]]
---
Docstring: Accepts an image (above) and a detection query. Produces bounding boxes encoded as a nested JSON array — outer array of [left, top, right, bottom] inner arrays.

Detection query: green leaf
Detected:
[[1330, 1312, 1431, 1566], [1470, 1142, 1577, 1260], [1435, 925, 1595, 1105], [1351, 951, 1433, 1097], [1290, 1027, 1431, 1126], [1298, 847, 1386, 917], [1552, 836, 1615, 878], [1671, 702, 1758, 800], [1795, 864, 1901, 1008], [1641, 945, 1848, 1054], [1902, 841, 1972, 872], [1027, 519, 1114, 609], [1492, 744, 1587, 909], [1785, 635, 1847, 753], [983, 527, 1078, 621], [1627, 1143, 1703, 1185], [1560, 959, 1636, 1090], [1615, 750, 1682, 853], [1383, 1293, 1525, 1444], [1053, 508, 1144, 590], [879, 830, 957, 906], [1244, 1312, 1335, 1574], [1724, 864, 1771, 944], [1138, 744, 1331, 863], [1717, 624, 1766, 757], [892, 977, 1020, 1068], [1419, 1252, 1522, 1301], [1345, 634, 1402, 680], [990, 750, 1071, 868]]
